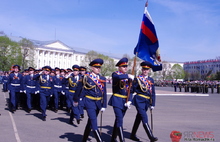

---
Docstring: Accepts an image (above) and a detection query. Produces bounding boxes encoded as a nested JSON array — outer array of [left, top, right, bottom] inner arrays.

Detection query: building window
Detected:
[[76, 56, 78, 61]]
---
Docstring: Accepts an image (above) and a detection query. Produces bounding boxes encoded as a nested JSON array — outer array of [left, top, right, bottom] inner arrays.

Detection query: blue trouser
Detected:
[[3, 82, 8, 91], [85, 107, 100, 130], [54, 90, 61, 109], [40, 92, 50, 117], [78, 99, 84, 115], [10, 91, 20, 109], [26, 91, 34, 109], [65, 90, 71, 109], [69, 91, 80, 120], [135, 107, 149, 124], [113, 107, 127, 127]]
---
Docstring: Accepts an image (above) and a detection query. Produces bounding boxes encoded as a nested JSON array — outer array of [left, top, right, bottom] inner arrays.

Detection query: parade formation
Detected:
[[0, 58, 158, 142]]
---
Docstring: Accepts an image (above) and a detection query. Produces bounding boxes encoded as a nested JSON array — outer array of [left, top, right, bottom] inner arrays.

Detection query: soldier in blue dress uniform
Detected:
[[34, 66, 53, 121], [108, 57, 134, 142], [76, 59, 107, 142], [52, 67, 64, 113], [8, 65, 23, 113], [63, 68, 73, 113], [2, 71, 9, 92], [67, 65, 81, 125], [23, 67, 38, 113], [129, 61, 158, 142], [78, 66, 87, 119]]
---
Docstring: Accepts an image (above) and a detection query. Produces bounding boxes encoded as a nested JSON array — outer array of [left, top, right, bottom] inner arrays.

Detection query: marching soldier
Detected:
[[108, 57, 133, 142], [66, 65, 81, 125], [2, 71, 9, 92], [77, 59, 107, 142], [78, 66, 87, 118], [23, 67, 38, 113], [34, 66, 53, 121], [8, 65, 23, 113], [130, 61, 158, 142], [64, 68, 72, 112], [52, 67, 64, 113], [173, 81, 177, 92]]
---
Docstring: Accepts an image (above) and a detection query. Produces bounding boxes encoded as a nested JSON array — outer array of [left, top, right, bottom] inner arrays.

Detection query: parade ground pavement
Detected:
[[0, 84, 219, 142]]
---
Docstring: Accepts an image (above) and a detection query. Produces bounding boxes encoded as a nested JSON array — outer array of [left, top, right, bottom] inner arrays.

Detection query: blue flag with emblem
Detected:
[[134, 3, 162, 72]]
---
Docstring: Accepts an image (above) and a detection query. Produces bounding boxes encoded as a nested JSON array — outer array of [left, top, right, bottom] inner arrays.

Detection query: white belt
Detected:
[[65, 87, 69, 89], [26, 85, 36, 88], [11, 83, 20, 86], [54, 85, 62, 88]]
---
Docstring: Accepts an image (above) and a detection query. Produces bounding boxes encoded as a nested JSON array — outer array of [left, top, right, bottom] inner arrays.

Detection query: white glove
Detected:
[[65, 73, 72, 78], [128, 74, 134, 80], [20, 90, 23, 93], [24, 90, 26, 94], [35, 90, 39, 94], [39, 71, 43, 75], [124, 101, 132, 109], [50, 94, 53, 97], [79, 98, 82, 101], [61, 91, 65, 95], [100, 108, 105, 112], [150, 106, 154, 110], [35, 91, 38, 94]]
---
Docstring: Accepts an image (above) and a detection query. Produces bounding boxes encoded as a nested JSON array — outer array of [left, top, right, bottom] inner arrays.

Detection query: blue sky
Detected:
[[1, 0, 220, 62]]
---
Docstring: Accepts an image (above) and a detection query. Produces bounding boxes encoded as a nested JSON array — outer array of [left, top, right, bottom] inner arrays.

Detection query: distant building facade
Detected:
[[0, 31, 120, 70], [184, 59, 220, 78]]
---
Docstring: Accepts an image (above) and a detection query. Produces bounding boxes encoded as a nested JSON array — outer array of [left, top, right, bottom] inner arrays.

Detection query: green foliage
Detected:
[[0, 36, 22, 71], [19, 38, 36, 70], [215, 72, 220, 80], [84, 50, 116, 76], [171, 64, 185, 80]]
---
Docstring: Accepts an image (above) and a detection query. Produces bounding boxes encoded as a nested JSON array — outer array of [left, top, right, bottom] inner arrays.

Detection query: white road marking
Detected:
[[3, 92, 21, 142], [107, 93, 209, 96]]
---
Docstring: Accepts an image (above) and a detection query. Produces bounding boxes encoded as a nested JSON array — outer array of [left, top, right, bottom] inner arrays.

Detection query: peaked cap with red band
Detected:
[[116, 57, 128, 67], [140, 61, 152, 69], [89, 58, 103, 68]]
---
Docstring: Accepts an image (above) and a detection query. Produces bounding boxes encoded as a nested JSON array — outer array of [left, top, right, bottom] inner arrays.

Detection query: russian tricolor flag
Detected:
[[134, 5, 162, 71]]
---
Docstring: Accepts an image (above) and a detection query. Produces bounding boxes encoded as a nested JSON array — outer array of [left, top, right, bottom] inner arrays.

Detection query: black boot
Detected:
[[143, 123, 158, 142], [117, 127, 125, 142], [69, 110, 74, 124], [93, 130, 103, 142], [81, 125, 91, 142], [130, 116, 141, 141], [111, 123, 118, 142]]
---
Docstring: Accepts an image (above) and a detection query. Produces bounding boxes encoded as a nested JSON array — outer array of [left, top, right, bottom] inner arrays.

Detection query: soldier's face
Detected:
[[44, 70, 50, 75], [80, 71, 86, 75], [73, 71, 79, 76], [119, 66, 127, 74], [142, 68, 150, 76], [55, 70, 60, 75], [29, 70, 34, 74], [14, 68, 19, 73], [92, 67, 101, 74]]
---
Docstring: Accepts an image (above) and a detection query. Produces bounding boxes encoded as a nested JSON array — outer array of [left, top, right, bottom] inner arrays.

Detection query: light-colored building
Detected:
[[184, 59, 220, 77], [1, 31, 120, 70]]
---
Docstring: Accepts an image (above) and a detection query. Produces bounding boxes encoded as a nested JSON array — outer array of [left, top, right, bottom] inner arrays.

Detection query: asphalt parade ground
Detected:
[[0, 84, 220, 142]]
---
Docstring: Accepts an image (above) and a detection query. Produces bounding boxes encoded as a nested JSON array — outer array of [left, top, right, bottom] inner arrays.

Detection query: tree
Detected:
[[84, 50, 116, 76], [19, 38, 36, 70], [215, 72, 220, 80], [0, 36, 22, 71], [184, 71, 191, 81], [171, 64, 185, 81]]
